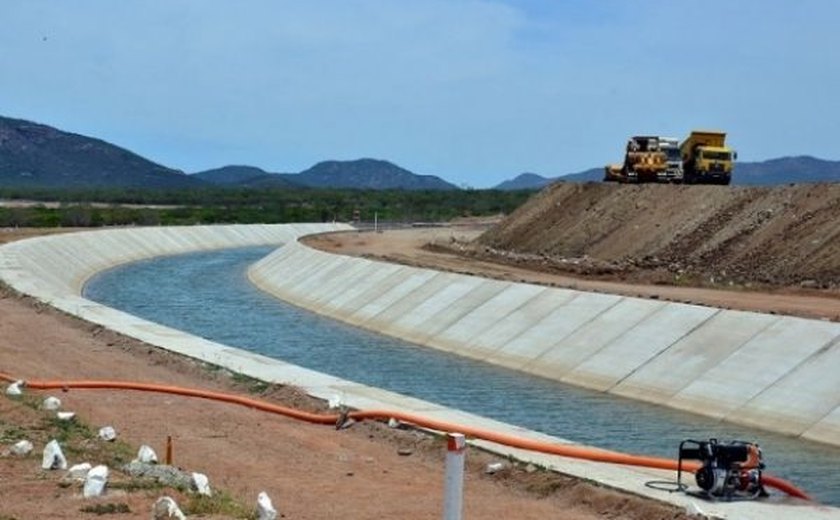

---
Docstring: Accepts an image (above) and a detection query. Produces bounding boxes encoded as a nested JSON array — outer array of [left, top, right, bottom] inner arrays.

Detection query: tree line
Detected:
[[0, 187, 535, 227]]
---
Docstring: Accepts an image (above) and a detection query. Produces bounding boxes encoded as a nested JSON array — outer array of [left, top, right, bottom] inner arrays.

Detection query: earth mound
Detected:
[[475, 182, 840, 290]]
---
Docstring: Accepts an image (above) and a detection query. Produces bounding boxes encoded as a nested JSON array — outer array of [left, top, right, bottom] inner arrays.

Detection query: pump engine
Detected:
[[678, 439, 767, 500]]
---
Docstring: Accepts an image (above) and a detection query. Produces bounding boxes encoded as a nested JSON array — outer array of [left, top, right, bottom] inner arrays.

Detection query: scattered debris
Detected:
[[68, 462, 92, 481], [5, 379, 24, 396], [135, 444, 158, 464], [10, 439, 33, 456], [153, 496, 187, 520], [83, 464, 109, 497], [191, 471, 211, 496], [257, 491, 278, 520], [42, 439, 67, 470], [42, 396, 62, 410], [56, 411, 76, 421], [98, 426, 117, 442]]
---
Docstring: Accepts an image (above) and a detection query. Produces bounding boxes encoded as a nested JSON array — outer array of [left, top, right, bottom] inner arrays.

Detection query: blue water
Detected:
[[83, 246, 840, 505]]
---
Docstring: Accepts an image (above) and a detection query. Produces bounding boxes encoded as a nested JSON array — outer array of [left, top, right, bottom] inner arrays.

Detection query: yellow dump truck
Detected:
[[603, 135, 681, 183], [680, 130, 737, 185]]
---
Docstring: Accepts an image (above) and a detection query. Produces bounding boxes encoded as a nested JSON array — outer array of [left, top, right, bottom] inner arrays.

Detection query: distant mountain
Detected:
[[494, 157, 840, 189], [192, 165, 299, 188], [733, 156, 840, 185], [0, 115, 202, 189], [494, 173, 553, 190], [558, 167, 603, 183], [293, 158, 457, 190], [494, 167, 601, 190]]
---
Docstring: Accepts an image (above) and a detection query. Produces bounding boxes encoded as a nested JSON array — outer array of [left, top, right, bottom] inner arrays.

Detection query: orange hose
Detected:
[[0, 373, 811, 501]]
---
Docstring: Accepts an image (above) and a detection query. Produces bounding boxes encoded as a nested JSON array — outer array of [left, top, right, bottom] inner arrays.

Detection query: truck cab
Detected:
[[680, 131, 736, 185], [658, 137, 684, 182]]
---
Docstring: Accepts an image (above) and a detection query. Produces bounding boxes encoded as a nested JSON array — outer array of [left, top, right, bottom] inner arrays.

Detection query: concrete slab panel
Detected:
[[485, 292, 623, 370], [429, 283, 550, 352], [727, 333, 840, 436], [520, 296, 663, 378], [672, 317, 840, 424], [614, 309, 773, 404], [561, 303, 717, 392], [351, 269, 443, 325], [380, 274, 486, 339]]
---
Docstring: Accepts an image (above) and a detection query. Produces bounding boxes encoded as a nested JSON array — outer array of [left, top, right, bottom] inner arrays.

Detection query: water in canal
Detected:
[[83, 246, 840, 505]]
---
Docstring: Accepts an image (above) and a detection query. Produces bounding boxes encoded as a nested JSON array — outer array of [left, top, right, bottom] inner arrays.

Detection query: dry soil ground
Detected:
[[0, 227, 690, 519]]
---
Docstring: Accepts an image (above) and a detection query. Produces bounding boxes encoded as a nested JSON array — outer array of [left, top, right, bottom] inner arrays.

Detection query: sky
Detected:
[[2, 1, 839, 188]]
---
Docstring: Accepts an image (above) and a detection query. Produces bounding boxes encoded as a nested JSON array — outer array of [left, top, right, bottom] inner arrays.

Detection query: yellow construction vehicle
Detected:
[[603, 135, 675, 183], [680, 130, 737, 185]]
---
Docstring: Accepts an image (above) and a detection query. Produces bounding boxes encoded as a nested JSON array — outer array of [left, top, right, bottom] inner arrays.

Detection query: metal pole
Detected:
[[374, 211, 378, 233], [443, 433, 466, 520]]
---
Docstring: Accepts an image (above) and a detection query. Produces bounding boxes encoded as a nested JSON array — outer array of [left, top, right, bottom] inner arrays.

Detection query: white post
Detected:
[[443, 433, 466, 520], [374, 211, 378, 233]]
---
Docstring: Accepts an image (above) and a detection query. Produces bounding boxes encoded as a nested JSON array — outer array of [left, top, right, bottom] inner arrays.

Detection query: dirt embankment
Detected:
[[474, 182, 840, 291]]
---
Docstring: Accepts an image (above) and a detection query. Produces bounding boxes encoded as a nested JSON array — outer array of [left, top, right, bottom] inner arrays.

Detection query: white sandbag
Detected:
[[191, 472, 212, 496], [56, 411, 76, 421], [257, 491, 278, 520], [69, 462, 92, 481], [98, 426, 117, 441], [42, 439, 67, 470], [135, 444, 158, 464], [83, 464, 108, 497], [11, 439, 33, 456], [5, 380, 24, 396], [42, 396, 62, 410], [153, 496, 187, 520]]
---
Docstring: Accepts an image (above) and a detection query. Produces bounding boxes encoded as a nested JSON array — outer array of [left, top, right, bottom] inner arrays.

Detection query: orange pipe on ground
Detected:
[[0, 373, 811, 501]]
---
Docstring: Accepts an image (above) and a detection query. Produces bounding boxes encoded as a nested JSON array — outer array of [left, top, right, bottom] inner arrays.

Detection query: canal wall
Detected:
[[0, 224, 350, 310], [248, 236, 840, 447]]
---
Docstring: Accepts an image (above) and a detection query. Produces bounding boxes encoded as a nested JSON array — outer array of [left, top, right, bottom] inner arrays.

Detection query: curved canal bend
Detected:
[[83, 246, 840, 505]]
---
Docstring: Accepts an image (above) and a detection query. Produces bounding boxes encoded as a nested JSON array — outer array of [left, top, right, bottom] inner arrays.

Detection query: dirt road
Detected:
[[0, 229, 689, 519]]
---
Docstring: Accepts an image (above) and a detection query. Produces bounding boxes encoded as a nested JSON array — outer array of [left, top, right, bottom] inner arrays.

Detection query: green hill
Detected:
[[0, 116, 202, 189]]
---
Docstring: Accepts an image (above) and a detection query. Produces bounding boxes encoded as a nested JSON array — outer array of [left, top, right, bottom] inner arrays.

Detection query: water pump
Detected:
[[678, 439, 767, 500]]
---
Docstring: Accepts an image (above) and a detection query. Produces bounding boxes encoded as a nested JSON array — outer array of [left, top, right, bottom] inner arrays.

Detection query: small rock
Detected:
[[387, 418, 400, 428], [42, 439, 67, 470], [485, 462, 505, 474], [397, 447, 413, 457], [56, 411, 76, 421], [257, 491, 278, 520], [10, 439, 33, 456], [153, 496, 187, 520], [327, 393, 344, 409], [42, 396, 62, 410], [5, 380, 24, 396], [191, 472, 212, 496], [135, 444, 158, 464], [68, 462, 92, 481], [121, 462, 193, 489], [83, 464, 108, 497], [524, 463, 538, 474], [98, 426, 117, 442]]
